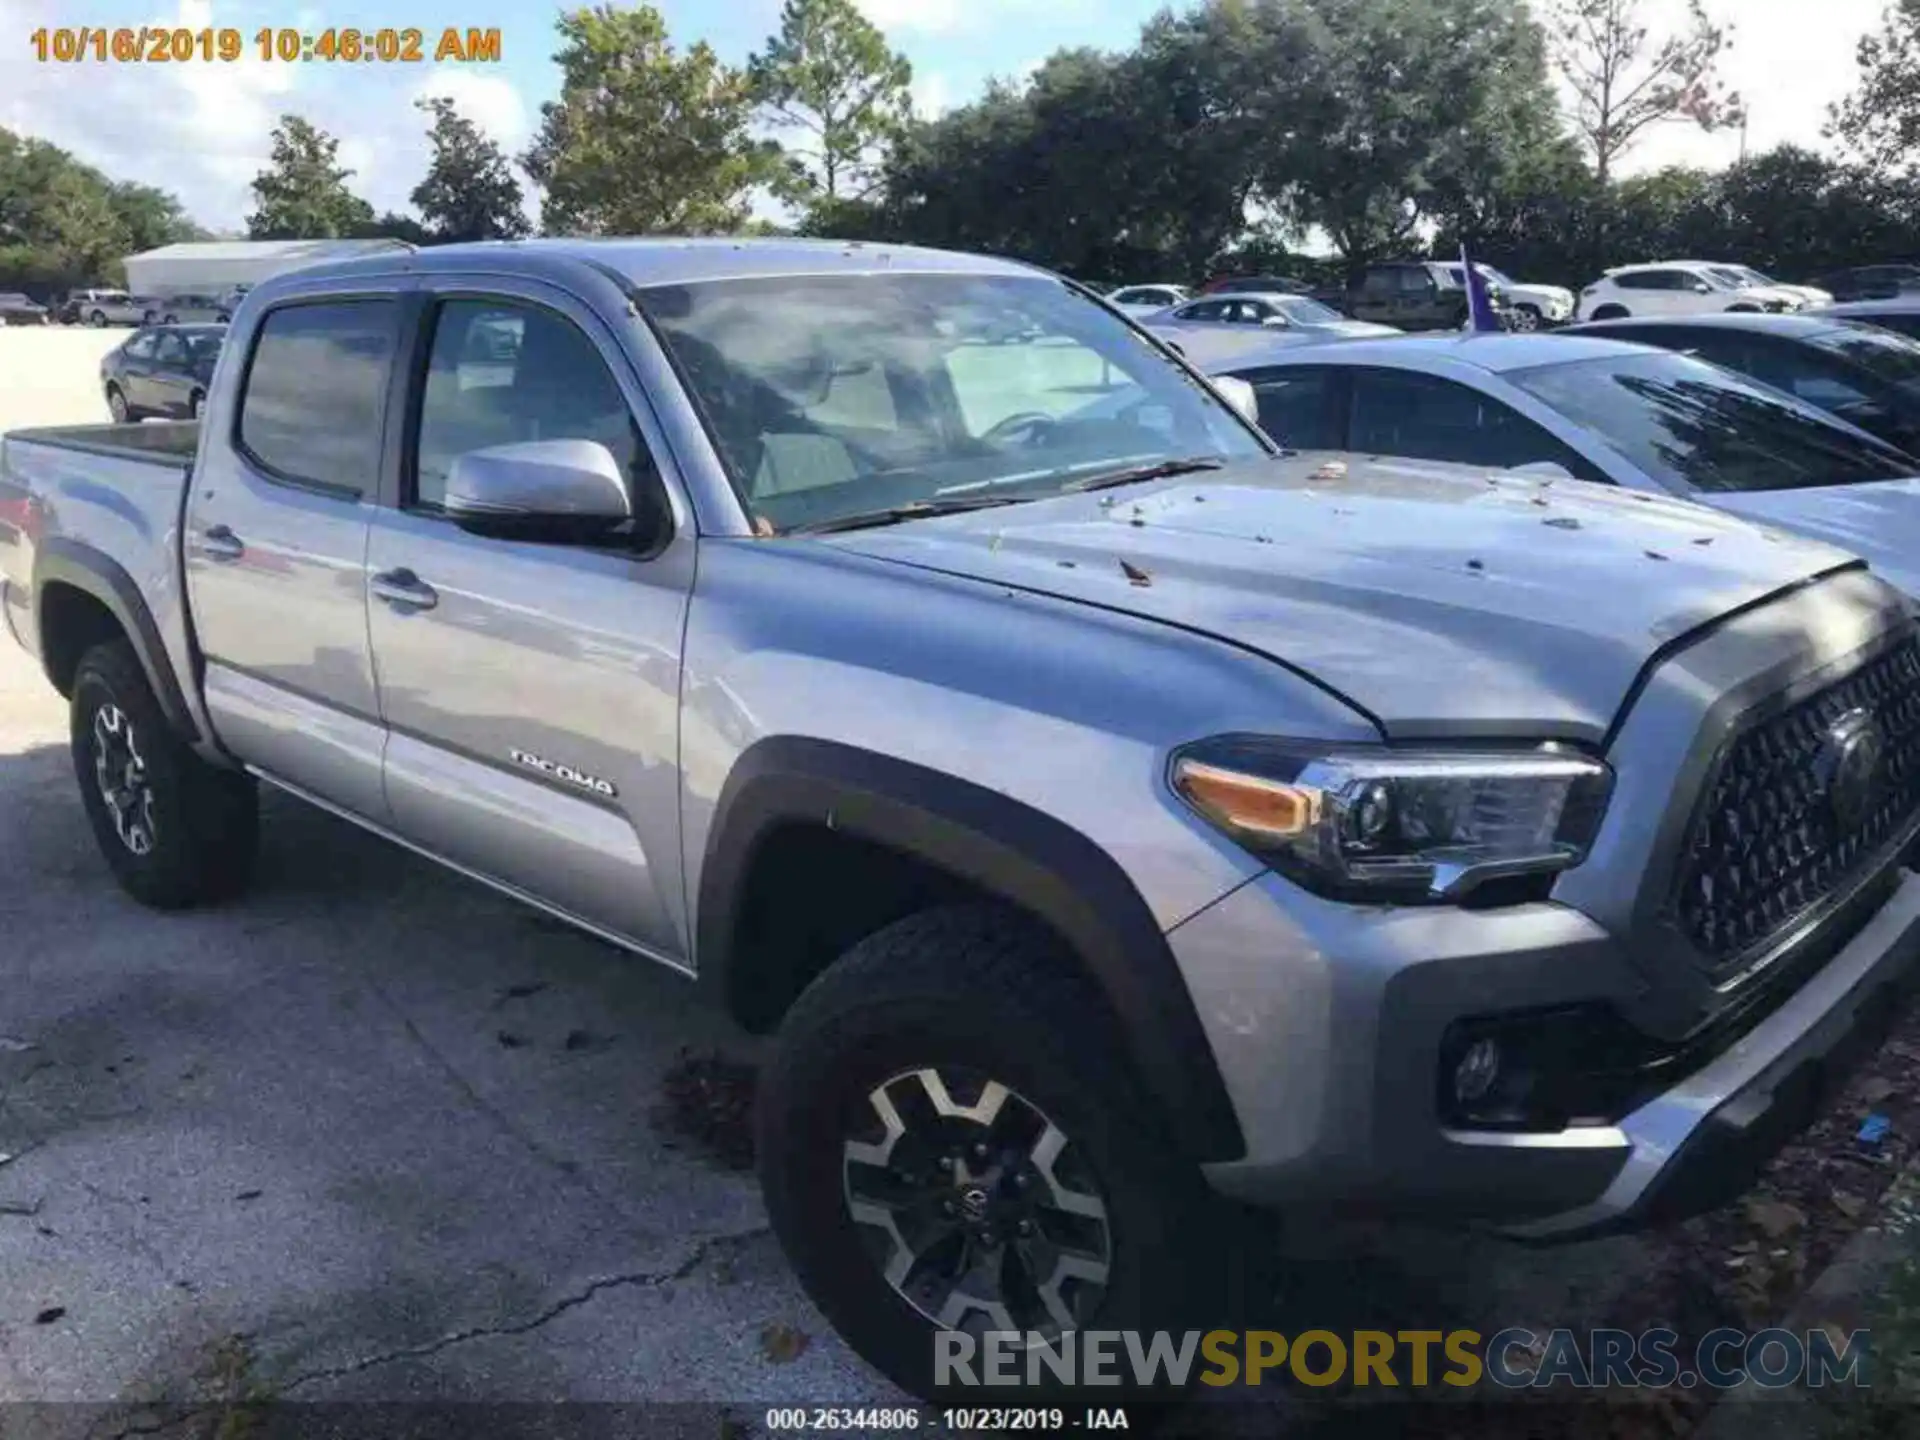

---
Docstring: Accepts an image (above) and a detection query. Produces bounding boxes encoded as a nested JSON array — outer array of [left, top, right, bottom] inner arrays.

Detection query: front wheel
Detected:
[[88, 309, 107, 327], [161, 313, 178, 325], [1508, 304, 1542, 332], [70, 640, 258, 909], [105, 384, 131, 423], [758, 904, 1229, 1401]]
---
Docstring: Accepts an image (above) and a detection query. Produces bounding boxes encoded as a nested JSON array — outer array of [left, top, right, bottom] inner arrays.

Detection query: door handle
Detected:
[[198, 523, 244, 561], [370, 567, 439, 612]]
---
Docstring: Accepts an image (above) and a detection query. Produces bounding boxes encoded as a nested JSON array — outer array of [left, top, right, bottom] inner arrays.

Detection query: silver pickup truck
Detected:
[[5, 238, 1920, 1397]]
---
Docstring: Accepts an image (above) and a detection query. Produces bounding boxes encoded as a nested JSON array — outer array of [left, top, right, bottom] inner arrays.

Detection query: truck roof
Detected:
[[258, 236, 1048, 291]]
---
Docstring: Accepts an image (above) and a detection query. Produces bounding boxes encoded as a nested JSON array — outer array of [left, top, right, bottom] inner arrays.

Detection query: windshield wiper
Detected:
[[1063, 456, 1228, 493], [787, 494, 1029, 535]]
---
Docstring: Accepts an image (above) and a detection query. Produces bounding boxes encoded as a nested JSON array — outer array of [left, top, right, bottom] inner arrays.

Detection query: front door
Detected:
[[183, 294, 399, 820], [363, 281, 695, 962]]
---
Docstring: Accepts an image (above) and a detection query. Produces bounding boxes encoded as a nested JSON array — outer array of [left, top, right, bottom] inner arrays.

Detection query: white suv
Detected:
[[1576, 262, 1806, 322]]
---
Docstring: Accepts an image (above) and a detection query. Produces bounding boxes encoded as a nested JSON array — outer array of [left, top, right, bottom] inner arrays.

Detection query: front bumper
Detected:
[[1179, 864, 1920, 1233]]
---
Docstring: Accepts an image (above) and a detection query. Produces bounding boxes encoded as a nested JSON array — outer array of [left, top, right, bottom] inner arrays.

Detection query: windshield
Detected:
[[1808, 323, 1920, 392], [1477, 265, 1516, 287], [635, 272, 1267, 533], [1272, 297, 1344, 324], [1708, 267, 1759, 289], [1507, 350, 1915, 493]]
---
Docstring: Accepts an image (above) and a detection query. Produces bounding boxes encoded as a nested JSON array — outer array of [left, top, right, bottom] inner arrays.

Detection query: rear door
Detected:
[[362, 278, 696, 962], [147, 331, 194, 415], [183, 291, 402, 820], [115, 331, 160, 408]]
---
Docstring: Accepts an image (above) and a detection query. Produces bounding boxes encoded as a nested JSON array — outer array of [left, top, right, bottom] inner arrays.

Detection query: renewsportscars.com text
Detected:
[[935, 1327, 1870, 1390]]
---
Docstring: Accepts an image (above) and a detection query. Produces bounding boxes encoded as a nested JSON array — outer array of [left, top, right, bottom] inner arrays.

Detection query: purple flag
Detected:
[[1460, 244, 1502, 333]]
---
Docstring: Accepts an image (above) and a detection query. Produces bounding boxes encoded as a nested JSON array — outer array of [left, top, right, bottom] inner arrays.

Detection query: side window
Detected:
[[154, 332, 187, 367], [123, 331, 159, 360], [1349, 368, 1601, 475], [1866, 314, 1920, 341], [413, 298, 648, 512], [1399, 268, 1435, 294], [1612, 272, 1656, 291], [237, 301, 395, 493], [1359, 269, 1397, 298], [1237, 367, 1343, 450], [1738, 339, 1878, 411], [1183, 301, 1226, 321]]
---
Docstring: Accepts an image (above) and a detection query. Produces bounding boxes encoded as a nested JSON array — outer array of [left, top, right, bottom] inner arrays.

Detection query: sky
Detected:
[[0, 0, 1894, 236]]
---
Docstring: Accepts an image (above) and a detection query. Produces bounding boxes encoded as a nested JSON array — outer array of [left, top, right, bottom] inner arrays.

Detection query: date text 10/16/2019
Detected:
[[29, 27, 501, 64]]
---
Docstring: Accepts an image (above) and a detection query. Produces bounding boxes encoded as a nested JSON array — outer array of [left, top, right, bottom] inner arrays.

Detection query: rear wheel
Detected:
[[1589, 304, 1629, 320], [88, 309, 107, 327], [105, 384, 131, 423], [162, 313, 178, 325], [758, 904, 1231, 1400], [70, 640, 258, 909], [142, 309, 157, 326]]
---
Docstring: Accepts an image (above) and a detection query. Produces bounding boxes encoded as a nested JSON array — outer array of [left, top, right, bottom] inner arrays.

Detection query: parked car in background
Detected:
[[1567, 313, 1920, 454], [150, 293, 233, 324], [1347, 260, 1509, 332], [1442, 262, 1574, 331], [1105, 283, 1189, 314], [1809, 296, 1920, 342], [1810, 266, 1920, 304], [0, 293, 51, 326], [57, 289, 149, 327], [1576, 262, 1806, 321], [1702, 264, 1834, 309], [1151, 292, 1399, 338], [1197, 273, 1311, 295], [100, 324, 225, 421], [1197, 332, 1920, 595]]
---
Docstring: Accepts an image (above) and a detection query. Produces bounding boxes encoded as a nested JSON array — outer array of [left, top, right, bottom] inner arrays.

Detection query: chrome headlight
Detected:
[[1171, 736, 1612, 903]]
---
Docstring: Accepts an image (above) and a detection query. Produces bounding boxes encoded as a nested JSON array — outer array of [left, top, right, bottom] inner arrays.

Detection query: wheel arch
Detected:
[[33, 539, 199, 741], [696, 736, 1247, 1162]]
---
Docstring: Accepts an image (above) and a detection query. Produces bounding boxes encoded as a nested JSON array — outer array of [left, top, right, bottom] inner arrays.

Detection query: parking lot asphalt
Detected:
[[0, 325, 1660, 1424]]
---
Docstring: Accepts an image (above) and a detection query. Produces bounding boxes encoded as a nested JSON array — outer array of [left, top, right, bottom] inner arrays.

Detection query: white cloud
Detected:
[[414, 68, 530, 147], [854, 0, 969, 36], [910, 71, 953, 118]]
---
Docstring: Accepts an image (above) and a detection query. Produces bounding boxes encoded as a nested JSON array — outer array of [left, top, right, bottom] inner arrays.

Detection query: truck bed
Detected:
[[6, 420, 200, 468]]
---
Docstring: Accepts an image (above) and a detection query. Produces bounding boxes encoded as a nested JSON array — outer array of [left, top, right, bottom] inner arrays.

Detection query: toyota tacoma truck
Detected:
[[5, 239, 1920, 1398]]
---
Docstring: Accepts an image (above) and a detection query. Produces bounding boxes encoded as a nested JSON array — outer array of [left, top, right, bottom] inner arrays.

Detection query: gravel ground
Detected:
[[0, 324, 1905, 1435]]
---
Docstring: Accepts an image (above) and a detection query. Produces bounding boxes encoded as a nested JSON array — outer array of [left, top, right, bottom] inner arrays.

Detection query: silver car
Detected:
[[1809, 295, 1920, 343], [62, 289, 150, 327], [1200, 331, 1920, 595], [149, 293, 233, 325], [1153, 291, 1399, 338]]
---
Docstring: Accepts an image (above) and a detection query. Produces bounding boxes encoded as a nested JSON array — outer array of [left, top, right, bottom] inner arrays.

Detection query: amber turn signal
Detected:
[[1172, 758, 1323, 842]]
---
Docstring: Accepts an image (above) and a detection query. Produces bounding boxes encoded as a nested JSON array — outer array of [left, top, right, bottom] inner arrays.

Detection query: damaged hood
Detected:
[[823, 454, 1864, 742]]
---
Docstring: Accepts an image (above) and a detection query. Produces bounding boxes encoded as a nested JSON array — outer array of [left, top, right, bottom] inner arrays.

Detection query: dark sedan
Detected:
[[1566, 312, 1920, 454], [1809, 265, 1920, 303], [0, 293, 50, 326], [101, 324, 225, 421]]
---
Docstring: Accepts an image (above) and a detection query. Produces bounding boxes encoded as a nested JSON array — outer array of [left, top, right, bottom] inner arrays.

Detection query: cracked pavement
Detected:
[[0, 474, 899, 1410]]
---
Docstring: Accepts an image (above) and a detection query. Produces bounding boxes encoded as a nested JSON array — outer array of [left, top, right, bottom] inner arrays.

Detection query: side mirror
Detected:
[[444, 439, 633, 543], [1211, 374, 1261, 426], [1693, 282, 1713, 294]]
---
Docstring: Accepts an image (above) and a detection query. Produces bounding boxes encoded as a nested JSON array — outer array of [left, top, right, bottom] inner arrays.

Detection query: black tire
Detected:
[[88, 309, 107, 327], [758, 903, 1232, 1402], [1727, 303, 1758, 313], [1590, 304, 1629, 320], [105, 384, 131, 423], [162, 313, 178, 325], [142, 310, 157, 326], [70, 640, 258, 910], [1508, 303, 1542, 332]]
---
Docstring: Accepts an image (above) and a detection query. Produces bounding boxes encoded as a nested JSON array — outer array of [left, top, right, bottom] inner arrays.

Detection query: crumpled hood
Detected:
[[824, 454, 1865, 742], [1710, 478, 1920, 601]]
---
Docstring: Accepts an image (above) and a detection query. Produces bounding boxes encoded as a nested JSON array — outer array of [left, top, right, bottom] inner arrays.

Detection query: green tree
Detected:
[[748, 0, 912, 206], [245, 115, 376, 239], [1545, 0, 1743, 187], [522, 4, 775, 235], [103, 181, 204, 252], [411, 95, 531, 242], [1831, 0, 1920, 177]]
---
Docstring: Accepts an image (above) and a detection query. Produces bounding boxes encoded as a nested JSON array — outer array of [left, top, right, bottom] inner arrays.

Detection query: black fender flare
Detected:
[[32, 537, 200, 742], [696, 736, 1246, 1162]]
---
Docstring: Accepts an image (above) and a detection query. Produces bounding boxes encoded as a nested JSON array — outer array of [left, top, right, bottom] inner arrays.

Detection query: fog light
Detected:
[[1453, 1037, 1501, 1103]]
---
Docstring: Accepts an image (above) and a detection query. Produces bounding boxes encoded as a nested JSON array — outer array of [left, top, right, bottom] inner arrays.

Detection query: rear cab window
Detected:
[[236, 300, 398, 495]]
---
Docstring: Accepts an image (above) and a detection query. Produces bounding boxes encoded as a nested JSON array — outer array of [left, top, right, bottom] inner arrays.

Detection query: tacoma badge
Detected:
[[509, 748, 618, 798]]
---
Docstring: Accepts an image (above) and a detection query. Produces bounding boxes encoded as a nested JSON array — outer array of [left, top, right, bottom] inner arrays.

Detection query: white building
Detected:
[[123, 239, 413, 297]]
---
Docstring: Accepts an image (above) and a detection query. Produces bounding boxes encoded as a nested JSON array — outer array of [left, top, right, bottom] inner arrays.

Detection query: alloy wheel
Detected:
[[843, 1066, 1113, 1340], [1509, 306, 1540, 332], [92, 702, 157, 855]]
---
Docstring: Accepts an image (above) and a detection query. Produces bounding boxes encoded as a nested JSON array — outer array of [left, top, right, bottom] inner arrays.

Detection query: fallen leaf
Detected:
[[761, 1322, 811, 1364], [1466, 558, 1486, 572], [1692, 536, 1714, 546], [1543, 517, 1582, 530], [495, 1031, 527, 1050], [1645, 550, 1670, 562], [234, 1190, 263, 1203], [1120, 559, 1152, 587], [496, 981, 547, 1005], [33, 1307, 64, 1325], [1745, 1198, 1806, 1239], [1833, 1192, 1866, 1219], [0, 1037, 36, 1053]]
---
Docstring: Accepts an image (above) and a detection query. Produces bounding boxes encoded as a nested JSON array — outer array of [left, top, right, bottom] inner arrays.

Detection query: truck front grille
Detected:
[[1673, 633, 1920, 971]]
